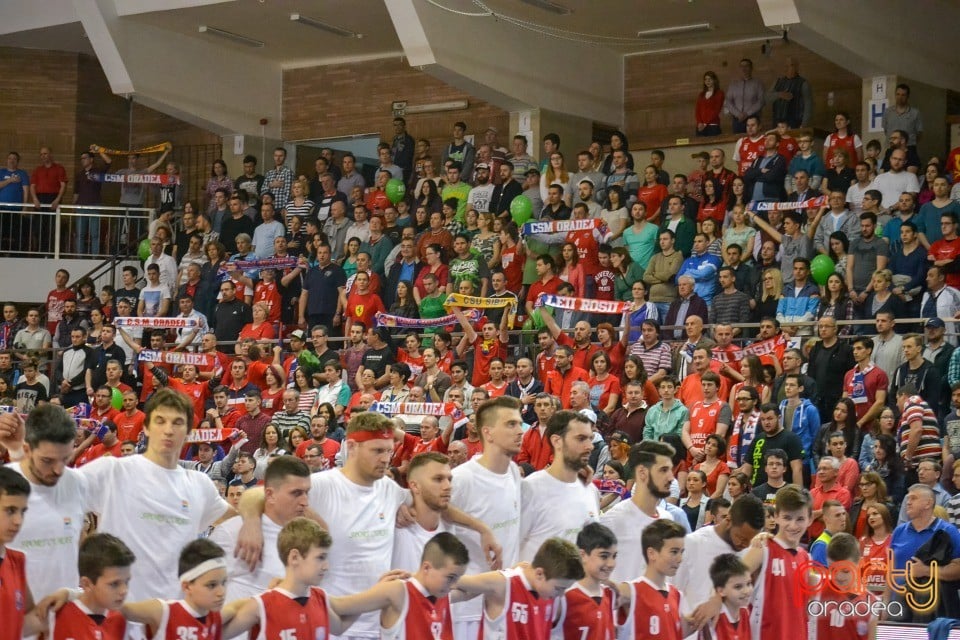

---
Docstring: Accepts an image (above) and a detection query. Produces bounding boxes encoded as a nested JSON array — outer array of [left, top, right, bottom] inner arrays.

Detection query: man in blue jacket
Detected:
[[779, 372, 819, 476], [678, 233, 722, 304]]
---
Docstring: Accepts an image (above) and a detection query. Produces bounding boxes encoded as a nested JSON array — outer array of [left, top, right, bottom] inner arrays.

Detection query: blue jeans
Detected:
[[654, 302, 671, 323], [75, 213, 100, 255]]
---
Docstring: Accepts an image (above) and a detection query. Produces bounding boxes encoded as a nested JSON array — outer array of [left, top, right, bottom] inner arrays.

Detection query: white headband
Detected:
[[179, 558, 228, 583]]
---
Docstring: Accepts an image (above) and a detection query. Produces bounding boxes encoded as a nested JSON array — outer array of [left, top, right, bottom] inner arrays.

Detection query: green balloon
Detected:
[[810, 254, 835, 286], [522, 317, 534, 331], [298, 350, 320, 370], [531, 308, 545, 329], [137, 238, 151, 261], [110, 386, 123, 410], [510, 195, 533, 225], [385, 178, 406, 204]]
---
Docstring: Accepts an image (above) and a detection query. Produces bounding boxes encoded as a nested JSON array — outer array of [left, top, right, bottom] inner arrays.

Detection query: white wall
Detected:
[[0, 258, 141, 303]]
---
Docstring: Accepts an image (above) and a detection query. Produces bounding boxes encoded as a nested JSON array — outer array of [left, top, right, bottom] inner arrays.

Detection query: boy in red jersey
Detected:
[[553, 522, 618, 640], [742, 485, 814, 640], [120, 539, 226, 640], [807, 533, 877, 640], [47, 533, 134, 640], [616, 519, 693, 640], [329, 532, 468, 640], [701, 554, 753, 640], [0, 467, 47, 640], [452, 538, 584, 640], [222, 517, 354, 640]]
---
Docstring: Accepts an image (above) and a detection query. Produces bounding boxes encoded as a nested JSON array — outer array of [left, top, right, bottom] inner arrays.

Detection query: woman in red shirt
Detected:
[[260, 365, 285, 417], [588, 351, 622, 416], [498, 222, 526, 294], [859, 503, 893, 595], [637, 166, 668, 223], [697, 177, 725, 228], [695, 71, 724, 136], [239, 302, 277, 341], [344, 271, 385, 335], [413, 243, 449, 302], [557, 242, 585, 298]]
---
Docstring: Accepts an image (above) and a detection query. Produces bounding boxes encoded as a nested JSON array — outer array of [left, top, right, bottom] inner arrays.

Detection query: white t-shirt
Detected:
[[449, 457, 522, 623], [209, 513, 284, 602], [846, 182, 872, 214], [467, 184, 495, 214], [138, 283, 170, 318], [673, 525, 735, 618], [80, 455, 230, 600], [6, 463, 88, 600], [600, 499, 670, 583], [391, 519, 448, 575], [311, 469, 408, 639], [518, 470, 600, 562], [873, 171, 921, 208]]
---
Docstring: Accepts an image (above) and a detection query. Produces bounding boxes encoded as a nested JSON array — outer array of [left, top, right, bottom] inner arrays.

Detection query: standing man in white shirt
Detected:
[[519, 410, 600, 561], [144, 235, 178, 300]]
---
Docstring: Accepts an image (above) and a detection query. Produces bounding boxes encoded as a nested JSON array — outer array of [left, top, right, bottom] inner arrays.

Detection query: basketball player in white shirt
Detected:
[[449, 395, 525, 640], [519, 410, 601, 562], [392, 451, 455, 574], [600, 439, 675, 582], [238, 411, 500, 640], [4, 405, 88, 605], [210, 455, 313, 603]]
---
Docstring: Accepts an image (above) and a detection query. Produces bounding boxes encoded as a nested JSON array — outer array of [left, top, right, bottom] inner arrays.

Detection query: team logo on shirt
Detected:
[[63, 517, 72, 529], [15, 589, 24, 611], [378, 512, 385, 521], [181, 500, 190, 512], [315, 629, 326, 640]]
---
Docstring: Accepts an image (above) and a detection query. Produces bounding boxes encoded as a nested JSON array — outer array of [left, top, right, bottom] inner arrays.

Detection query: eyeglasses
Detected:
[[736, 396, 753, 401]]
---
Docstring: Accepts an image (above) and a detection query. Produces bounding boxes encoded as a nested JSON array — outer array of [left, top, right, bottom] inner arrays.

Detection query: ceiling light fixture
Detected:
[[290, 13, 362, 38], [518, 0, 572, 16], [198, 25, 263, 48], [637, 22, 712, 38]]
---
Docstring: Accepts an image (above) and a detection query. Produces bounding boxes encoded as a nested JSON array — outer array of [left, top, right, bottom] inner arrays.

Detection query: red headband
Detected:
[[347, 429, 393, 443]]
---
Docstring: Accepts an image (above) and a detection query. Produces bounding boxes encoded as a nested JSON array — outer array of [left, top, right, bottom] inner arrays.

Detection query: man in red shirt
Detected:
[[525, 254, 564, 317], [842, 336, 889, 433], [929, 212, 960, 288], [679, 346, 731, 406], [114, 389, 145, 443], [45, 268, 76, 335], [543, 345, 590, 409], [252, 267, 283, 324], [147, 361, 209, 427], [808, 456, 852, 539], [30, 146, 67, 254], [542, 311, 598, 373], [453, 308, 508, 387], [344, 271, 385, 335], [733, 116, 766, 176], [516, 393, 557, 470], [73, 421, 124, 466], [295, 414, 340, 469], [89, 385, 120, 424]]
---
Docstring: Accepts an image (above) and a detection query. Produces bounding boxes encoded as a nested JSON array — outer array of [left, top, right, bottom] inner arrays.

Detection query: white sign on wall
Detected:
[[518, 111, 532, 132], [868, 99, 887, 132], [871, 76, 887, 101]]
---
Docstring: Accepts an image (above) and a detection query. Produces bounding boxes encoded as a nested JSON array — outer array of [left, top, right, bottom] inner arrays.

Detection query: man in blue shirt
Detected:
[[678, 233, 721, 304], [0, 151, 30, 249]]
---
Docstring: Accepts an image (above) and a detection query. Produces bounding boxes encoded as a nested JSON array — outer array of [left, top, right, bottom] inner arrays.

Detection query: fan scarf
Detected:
[[91, 173, 180, 186], [711, 334, 788, 363], [114, 317, 199, 329], [138, 350, 214, 367], [749, 196, 826, 212], [442, 294, 517, 328], [370, 402, 468, 428], [521, 219, 606, 235], [536, 294, 631, 315], [185, 427, 242, 443], [219, 257, 298, 275], [91, 143, 171, 155], [375, 308, 480, 329]]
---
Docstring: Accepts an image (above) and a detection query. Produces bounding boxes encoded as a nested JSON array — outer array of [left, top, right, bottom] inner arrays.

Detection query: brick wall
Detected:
[[283, 58, 510, 165], [625, 43, 862, 148]]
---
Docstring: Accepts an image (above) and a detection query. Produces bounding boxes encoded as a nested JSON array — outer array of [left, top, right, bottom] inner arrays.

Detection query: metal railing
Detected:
[[0, 203, 154, 260]]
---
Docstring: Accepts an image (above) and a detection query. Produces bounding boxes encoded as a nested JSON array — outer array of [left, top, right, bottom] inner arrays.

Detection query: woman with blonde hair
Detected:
[[862, 268, 900, 319], [471, 211, 501, 268], [540, 151, 571, 206], [282, 178, 314, 232], [239, 301, 276, 341], [756, 268, 784, 321]]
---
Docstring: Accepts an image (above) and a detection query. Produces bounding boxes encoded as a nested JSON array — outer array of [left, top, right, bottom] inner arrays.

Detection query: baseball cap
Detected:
[[579, 408, 598, 424], [578, 177, 595, 187], [609, 431, 631, 446], [289, 329, 306, 341], [925, 317, 946, 329], [475, 162, 490, 170], [525, 167, 541, 176], [485, 126, 498, 133], [691, 151, 710, 160]]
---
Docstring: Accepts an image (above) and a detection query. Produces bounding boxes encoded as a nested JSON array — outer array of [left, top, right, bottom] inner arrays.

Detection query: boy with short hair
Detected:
[[119, 539, 226, 640], [702, 553, 753, 640], [47, 533, 136, 640], [452, 537, 584, 640], [552, 522, 618, 640], [742, 484, 812, 640], [328, 531, 469, 639], [616, 519, 692, 640], [808, 532, 877, 640], [0, 466, 47, 640], [222, 517, 354, 638]]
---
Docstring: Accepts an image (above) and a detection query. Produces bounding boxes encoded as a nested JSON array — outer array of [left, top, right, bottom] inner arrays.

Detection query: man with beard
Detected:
[[519, 410, 600, 561], [743, 403, 805, 486], [391, 452, 460, 573], [601, 440, 674, 582], [467, 163, 495, 214], [5, 404, 88, 606], [673, 494, 766, 624]]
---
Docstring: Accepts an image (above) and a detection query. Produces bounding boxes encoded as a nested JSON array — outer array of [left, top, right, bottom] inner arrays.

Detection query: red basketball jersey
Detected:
[[482, 570, 554, 640], [688, 400, 724, 449], [554, 583, 616, 640], [735, 137, 766, 175], [0, 548, 28, 640], [810, 587, 875, 640], [619, 578, 683, 640], [251, 587, 329, 640], [703, 606, 751, 640], [381, 579, 454, 640], [749, 539, 810, 640], [49, 601, 127, 640], [151, 600, 222, 640]]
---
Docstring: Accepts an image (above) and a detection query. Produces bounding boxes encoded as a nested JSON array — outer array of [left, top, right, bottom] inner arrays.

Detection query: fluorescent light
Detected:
[[518, 0, 572, 16], [198, 25, 263, 48], [405, 101, 468, 114], [637, 22, 712, 38], [290, 13, 362, 38]]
